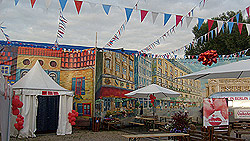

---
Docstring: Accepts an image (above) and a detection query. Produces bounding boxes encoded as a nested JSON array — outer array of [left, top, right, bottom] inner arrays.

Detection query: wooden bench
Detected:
[[209, 125, 232, 136], [233, 122, 250, 138], [187, 129, 210, 141], [122, 133, 189, 141], [213, 134, 246, 141]]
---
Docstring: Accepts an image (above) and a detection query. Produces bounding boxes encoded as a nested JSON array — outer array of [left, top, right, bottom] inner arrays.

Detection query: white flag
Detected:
[[186, 16, 193, 28], [246, 24, 250, 35], [217, 21, 224, 33], [45, 0, 52, 9], [152, 12, 159, 24], [88, 2, 96, 8]]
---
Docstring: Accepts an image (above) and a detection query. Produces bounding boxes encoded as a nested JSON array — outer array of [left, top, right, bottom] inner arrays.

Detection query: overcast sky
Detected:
[[0, 0, 249, 55]]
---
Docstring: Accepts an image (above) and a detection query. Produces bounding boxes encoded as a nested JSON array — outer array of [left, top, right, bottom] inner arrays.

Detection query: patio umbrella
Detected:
[[176, 59, 250, 80], [125, 84, 180, 99]]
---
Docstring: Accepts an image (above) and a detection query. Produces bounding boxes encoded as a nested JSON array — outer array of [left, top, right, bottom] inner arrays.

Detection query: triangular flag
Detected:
[[207, 19, 214, 31], [228, 22, 234, 34], [221, 23, 225, 33], [198, 18, 204, 30], [238, 23, 243, 34], [246, 24, 250, 35], [14, 0, 19, 6], [59, 0, 68, 11], [74, 0, 83, 15], [231, 17, 234, 22], [217, 21, 223, 33], [102, 4, 111, 15], [164, 13, 171, 26], [176, 15, 183, 26], [152, 12, 159, 24], [88, 2, 96, 8], [236, 13, 240, 24], [125, 8, 133, 22], [211, 30, 213, 39], [186, 16, 193, 28], [31, 0, 36, 8], [45, 0, 52, 9], [246, 7, 250, 17], [140, 10, 148, 22]]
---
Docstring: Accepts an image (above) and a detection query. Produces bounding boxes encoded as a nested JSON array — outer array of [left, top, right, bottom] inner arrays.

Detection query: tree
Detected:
[[185, 11, 250, 56]]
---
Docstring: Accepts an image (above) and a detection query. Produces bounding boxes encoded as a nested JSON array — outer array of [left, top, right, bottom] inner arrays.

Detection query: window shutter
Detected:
[[72, 78, 76, 93], [77, 103, 83, 116], [81, 77, 85, 95]]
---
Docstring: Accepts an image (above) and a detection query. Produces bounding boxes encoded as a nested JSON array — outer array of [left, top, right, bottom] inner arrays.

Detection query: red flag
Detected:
[[176, 15, 183, 26], [74, 0, 83, 15], [31, 0, 36, 8], [207, 19, 214, 31], [231, 17, 234, 22], [140, 10, 148, 22], [247, 7, 250, 17], [238, 23, 243, 34]]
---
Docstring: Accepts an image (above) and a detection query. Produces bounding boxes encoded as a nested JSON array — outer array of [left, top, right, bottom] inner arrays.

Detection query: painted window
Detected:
[[122, 56, 126, 63], [21, 70, 28, 78], [50, 61, 57, 67], [175, 69, 178, 76], [129, 70, 133, 77], [158, 67, 162, 76], [116, 53, 120, 59], [153, 77, 156, 83], [143, 68, 146, 75], [38, 60, 44, 66], [115, 63, 120, 72], [23, 59, 30, 65], [83, 103, 91, 116], [72, 77, 85, 95], [49, 72, 57, 82], [158, 59, 162, 65], [165, 63, 168, 70], [122, 67, 126, 75], [129, 59, 133, 66], [105, 59, 110, 69], [180, 72, 183, 76], [149, 71, 151, 77], [0, 65, 10, 75], [153, 59, 157, 64], [159, 78, 162, 84], [170, 66, 173, 73]]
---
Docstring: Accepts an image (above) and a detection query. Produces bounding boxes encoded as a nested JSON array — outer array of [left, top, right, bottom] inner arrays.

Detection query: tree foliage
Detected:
[[185, 11, 250, 55]]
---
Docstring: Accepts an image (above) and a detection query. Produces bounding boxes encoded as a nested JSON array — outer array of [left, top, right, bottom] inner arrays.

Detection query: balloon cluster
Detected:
[[198, 50, 218, 66], [14, 114, 24, 131], [12, 95, 23, 116], [149, 94, 156, 106], [68, 110, 79, 126]]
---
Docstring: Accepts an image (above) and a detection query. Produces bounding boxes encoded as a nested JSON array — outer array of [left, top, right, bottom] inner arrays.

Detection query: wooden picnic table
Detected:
[[122, 133, 189, 141]]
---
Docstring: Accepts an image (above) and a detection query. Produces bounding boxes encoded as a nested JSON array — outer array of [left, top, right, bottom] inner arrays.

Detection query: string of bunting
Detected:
[[154, 5, 250, 57], [53, 11, 68, 49]]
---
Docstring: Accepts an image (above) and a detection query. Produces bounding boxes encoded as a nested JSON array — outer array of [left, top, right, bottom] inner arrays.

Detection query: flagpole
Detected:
[[95, 32, 98, 48]]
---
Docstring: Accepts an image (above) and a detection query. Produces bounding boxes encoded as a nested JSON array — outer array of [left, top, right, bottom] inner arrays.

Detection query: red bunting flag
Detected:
[[74, 0, 83, 15], [238, 23, 243, 34], [31, 0, 36, 8], [207, 19, 214, 31], [140, 10, 148, 22], [231, 17, 234, 22], [176, 15, 183, 26], [247, 7, 250, 17]]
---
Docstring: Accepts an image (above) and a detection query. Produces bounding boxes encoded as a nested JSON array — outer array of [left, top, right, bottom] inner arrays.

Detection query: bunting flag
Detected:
[[164, 14, 171, 26], [31, 0, 36, 8], [88, 2, 96, 8], [125, 8, 133, 22], [45, 0, 52, 9], [0, 26, 10, 41], [176, 15, 183, 26], [56, 11, 68, 39], [230, 17, 234, 22], [217, 21, 224, 33], [207, 19, 214, 31], [211, 30, 213, 39], [140, 10, 148, 22], [186, 16, 193, 28], [14, 0, 19, 6], [246, 24, 250, 35], [74, 0, 83, 15], [221, 23, 225, 33], [59, 0, 68, 11], [152, 12, 159, 24], [235, 13, 240, 24], [246, 6, 250, 17], [102, 4, 111, 15], [198, 18, 204, 30], [228, 22, 234, 34], [238, 23, 243, 34]]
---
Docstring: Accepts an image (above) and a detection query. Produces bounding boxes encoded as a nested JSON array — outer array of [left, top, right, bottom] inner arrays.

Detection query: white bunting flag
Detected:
[[246, 24, 250, 35], [217, 21, 224, 33], [186, 16, 193, 28], [45, 0, 52, 9], [152, 12, 159, 24]]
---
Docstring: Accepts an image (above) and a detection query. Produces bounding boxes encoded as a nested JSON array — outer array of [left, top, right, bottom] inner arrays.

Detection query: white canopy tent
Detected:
[[0, 71, 12, 141], [11, 61, 73, 138], [176, 59, 250, 80]]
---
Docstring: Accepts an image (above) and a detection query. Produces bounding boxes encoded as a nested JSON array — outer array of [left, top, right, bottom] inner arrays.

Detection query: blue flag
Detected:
[[14, 0, 19, 6], [236, 13, 240, 24], [221, 23, 225, 33], [198, 18, 204, 30], [102, 4, 111, 15], [228, 22, 234, 34], [164, 14, 171, 26], [211, 30, 213, 39], [59, 0, 68, 11], [125, 8, 133, 22]]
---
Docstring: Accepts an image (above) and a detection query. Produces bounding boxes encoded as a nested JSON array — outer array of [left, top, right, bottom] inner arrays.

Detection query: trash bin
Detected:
[[92, 117, 101, 132]]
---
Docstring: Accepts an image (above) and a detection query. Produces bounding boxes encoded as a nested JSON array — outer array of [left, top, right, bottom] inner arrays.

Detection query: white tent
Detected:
[[11, 61, 73, 138], [0, 71, 12, 141]]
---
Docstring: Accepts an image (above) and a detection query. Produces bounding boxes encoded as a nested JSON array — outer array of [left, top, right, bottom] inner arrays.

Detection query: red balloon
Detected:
[[12, 99, 19, 107], [14, 123, 19, 130], [17, 114, 22, 118], [21, 116, 24, 120], [71, 117, 76, 122], [20, 125, 24, 129], [14, 95, 20, 99], [71, 113, 75, 117], [68, 112, 72, 117], [18, 121, 24, 126], [68, 116, 71, 119], [71, 122, 76, 126], [16, 118, 21, 122], [12, 109, 20, 115], [75, 112, 79, 117], [12, 106, 18, 110], [17, 101, 23, 108], [72, 110, 76, 113]]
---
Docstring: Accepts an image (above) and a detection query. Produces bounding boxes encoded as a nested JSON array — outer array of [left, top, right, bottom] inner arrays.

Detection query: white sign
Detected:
[[220, 97, 250, 100], [234, 109, 250, 119]]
